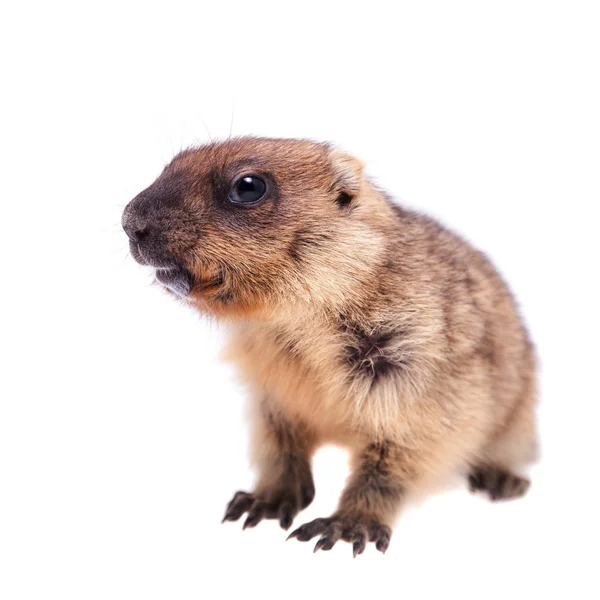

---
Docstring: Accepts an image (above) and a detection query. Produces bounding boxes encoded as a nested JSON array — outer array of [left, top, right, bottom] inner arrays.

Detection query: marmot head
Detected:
[[122, 137, 384, 317]]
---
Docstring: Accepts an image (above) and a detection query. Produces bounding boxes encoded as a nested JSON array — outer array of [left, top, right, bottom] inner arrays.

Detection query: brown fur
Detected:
[[122, 137, 538, 555]]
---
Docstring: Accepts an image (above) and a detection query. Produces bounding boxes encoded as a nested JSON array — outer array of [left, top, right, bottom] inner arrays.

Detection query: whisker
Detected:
[[228, 101, 235, 142], [201, 117, 214, 144]]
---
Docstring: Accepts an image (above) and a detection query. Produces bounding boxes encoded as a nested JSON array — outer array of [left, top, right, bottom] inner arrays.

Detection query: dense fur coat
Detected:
[[122, 137, 538, 555]]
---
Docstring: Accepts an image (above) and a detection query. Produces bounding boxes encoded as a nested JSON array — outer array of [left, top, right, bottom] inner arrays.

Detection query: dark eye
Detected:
[[229, 175, 267, 205]]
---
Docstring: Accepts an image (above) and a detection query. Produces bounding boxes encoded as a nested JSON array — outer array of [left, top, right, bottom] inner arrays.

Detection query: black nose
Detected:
[[122, 205, 151, 242], [123, 221, 150, 242]]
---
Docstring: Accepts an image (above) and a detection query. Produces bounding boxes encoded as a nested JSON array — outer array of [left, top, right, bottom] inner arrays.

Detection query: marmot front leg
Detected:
[[288, 442, 410, 556], [222, 400, 317, 530]]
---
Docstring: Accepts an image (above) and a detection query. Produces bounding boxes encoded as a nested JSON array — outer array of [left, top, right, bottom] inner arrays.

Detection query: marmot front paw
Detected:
[[223, 475, 315, 530], [287, 514, 392, 556]]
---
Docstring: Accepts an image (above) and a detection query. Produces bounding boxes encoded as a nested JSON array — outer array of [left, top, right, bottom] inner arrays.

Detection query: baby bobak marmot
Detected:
[[122, 137, 537, 556]]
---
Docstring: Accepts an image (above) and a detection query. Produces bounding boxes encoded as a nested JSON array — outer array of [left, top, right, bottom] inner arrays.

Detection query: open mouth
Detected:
[[155, 267, 224, 298], [130, 241, 224, 298], [130, 241, 193, 297], [155, 266, 194, 297]]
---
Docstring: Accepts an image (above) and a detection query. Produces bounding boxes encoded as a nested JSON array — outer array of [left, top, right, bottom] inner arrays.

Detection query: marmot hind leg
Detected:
[[469, 387, 538, 501], [468, 465, 530, 500]]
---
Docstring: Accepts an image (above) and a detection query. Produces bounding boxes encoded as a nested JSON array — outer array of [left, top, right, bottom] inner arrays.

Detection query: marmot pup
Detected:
[[122, 137, 537, 556]]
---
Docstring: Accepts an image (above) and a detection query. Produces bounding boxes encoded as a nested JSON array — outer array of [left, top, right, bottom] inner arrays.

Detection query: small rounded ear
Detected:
[[329, 150, 364, 208]]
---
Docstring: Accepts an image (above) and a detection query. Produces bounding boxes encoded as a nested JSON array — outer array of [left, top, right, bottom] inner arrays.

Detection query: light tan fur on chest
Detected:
[[225, 316, 360, 444]]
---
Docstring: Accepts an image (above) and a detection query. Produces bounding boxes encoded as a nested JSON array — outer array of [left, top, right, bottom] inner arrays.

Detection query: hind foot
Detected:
[[468, 466, 530, 501]]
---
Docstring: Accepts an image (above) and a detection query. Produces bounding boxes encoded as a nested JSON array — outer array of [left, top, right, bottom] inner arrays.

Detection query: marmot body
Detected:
[[122, 137, 538, 555]]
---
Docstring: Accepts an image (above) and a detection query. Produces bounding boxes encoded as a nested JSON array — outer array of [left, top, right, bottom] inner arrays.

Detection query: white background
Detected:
[[1, 1, 599, 598]]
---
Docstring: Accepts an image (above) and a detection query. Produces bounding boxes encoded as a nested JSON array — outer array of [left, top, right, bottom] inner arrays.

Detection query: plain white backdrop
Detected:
[[1, 1, 599, 598]]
